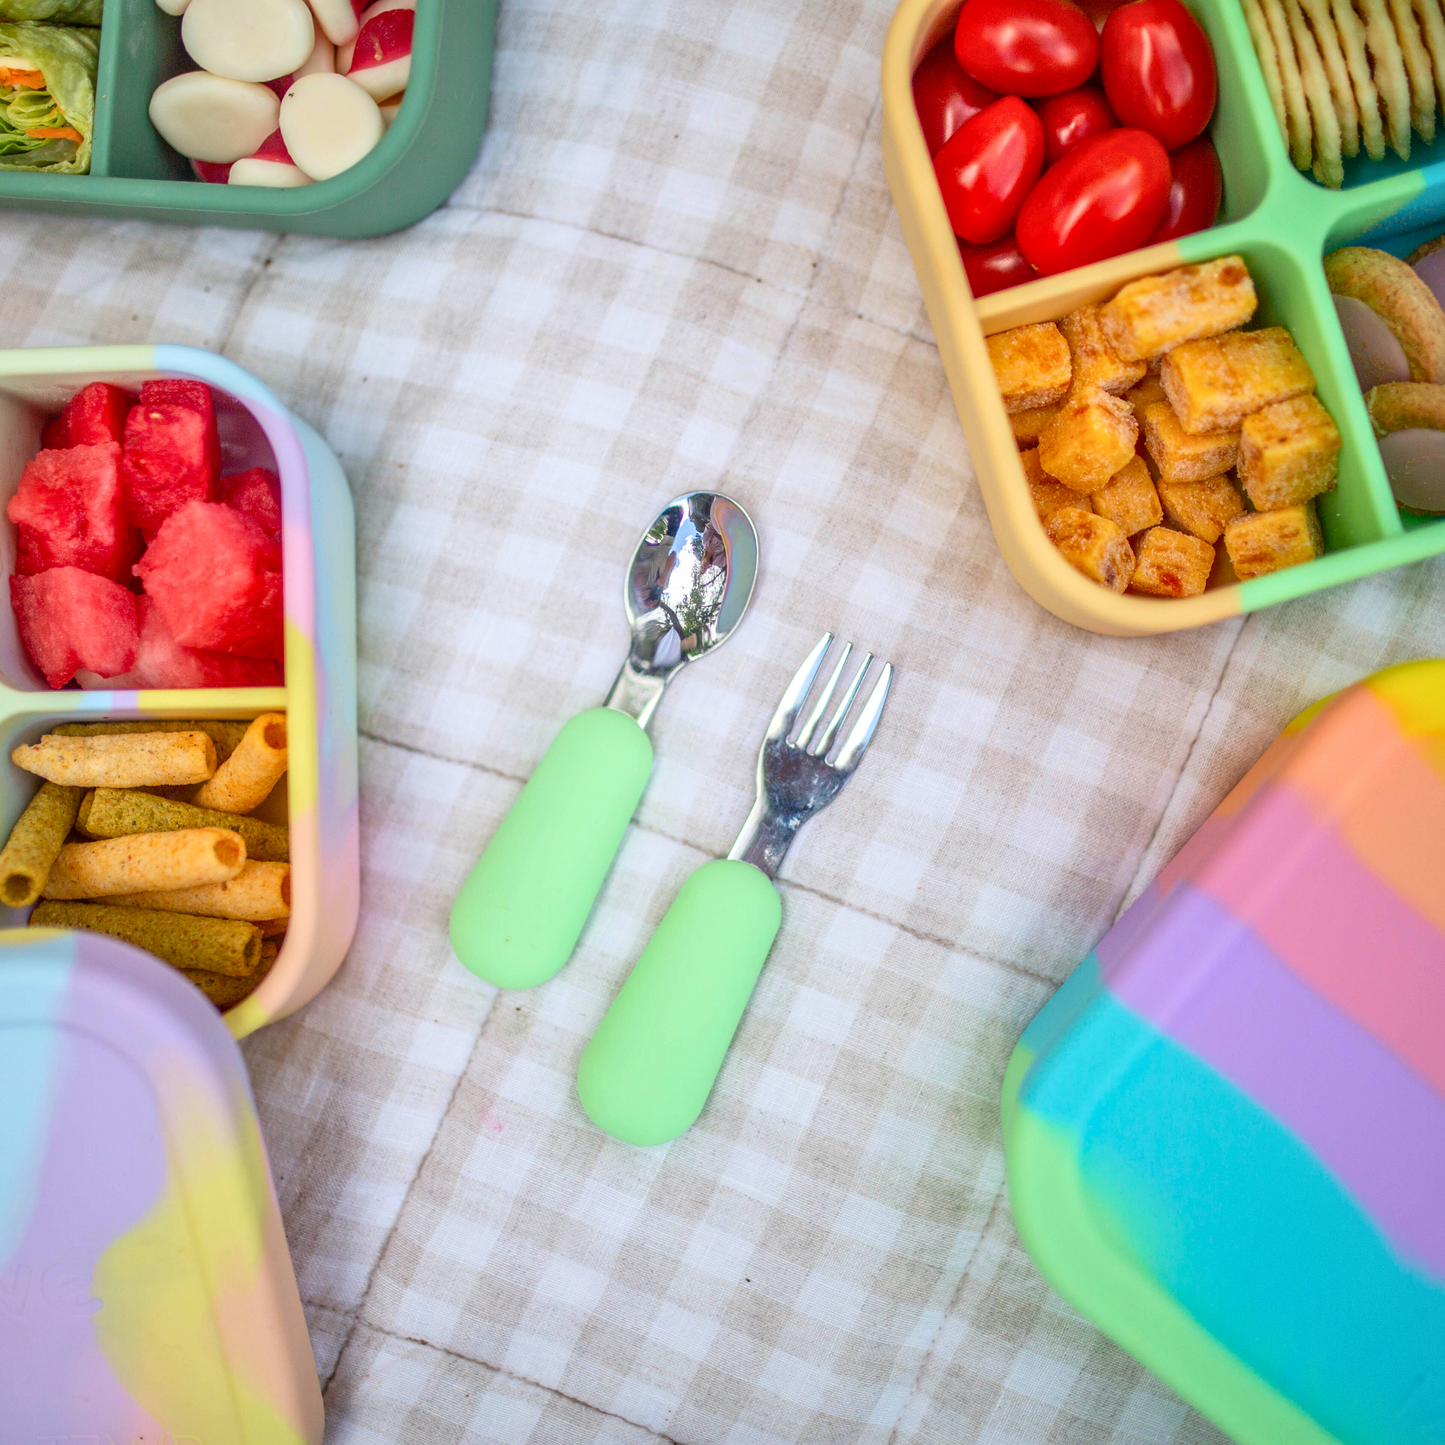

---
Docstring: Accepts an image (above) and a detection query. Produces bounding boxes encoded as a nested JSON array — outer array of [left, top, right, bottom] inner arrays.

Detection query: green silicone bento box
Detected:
[[0, 0, 494, 236], [883, 0, 1445, 635]]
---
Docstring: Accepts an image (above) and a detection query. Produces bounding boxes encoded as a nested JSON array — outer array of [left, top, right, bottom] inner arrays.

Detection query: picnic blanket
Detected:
[[2, 0, 1442, 1439]]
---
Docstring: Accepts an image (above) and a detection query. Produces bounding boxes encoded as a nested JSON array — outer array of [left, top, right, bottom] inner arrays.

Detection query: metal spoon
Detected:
[[449, 492, 759, 990]]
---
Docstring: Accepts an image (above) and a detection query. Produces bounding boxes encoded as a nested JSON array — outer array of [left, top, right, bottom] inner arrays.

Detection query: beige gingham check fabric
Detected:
[[2, 0, 1444, 1438]]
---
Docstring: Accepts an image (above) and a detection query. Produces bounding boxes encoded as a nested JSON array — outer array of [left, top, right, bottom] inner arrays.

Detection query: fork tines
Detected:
[[771, 633, 892, 772]]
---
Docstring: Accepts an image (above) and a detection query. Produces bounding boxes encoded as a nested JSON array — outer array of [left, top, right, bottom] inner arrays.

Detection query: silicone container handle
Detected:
[[449, 707, 653, 990], [576, 857, 783, 1145]]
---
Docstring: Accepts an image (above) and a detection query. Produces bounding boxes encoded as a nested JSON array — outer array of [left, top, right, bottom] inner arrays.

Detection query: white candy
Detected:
[[379, 93, 401, 126], [305, 0, 360, 47], [229, 155, 312, 186], [154, 0, 191, 16], [148, 71, 279, 163], [182, 0, 315, 83], [279, 72, 383, 180], [296, 32, 335, 76]]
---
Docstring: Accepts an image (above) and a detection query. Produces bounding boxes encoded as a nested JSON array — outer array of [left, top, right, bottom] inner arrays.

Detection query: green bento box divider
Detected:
[[92, 0, 190, 183]]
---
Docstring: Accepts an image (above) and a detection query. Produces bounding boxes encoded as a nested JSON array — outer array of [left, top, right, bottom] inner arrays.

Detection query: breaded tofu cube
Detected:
[[1100, 256, 1259, 361], [1023, 448, 1087, 521], [1126, 373, 1169, 410], [1140, 400, 1240, 482], [1045, 507, 1135, 593], [1038, 388, 1139, 492], [1129, 526, 1216, 597], [1012, 404, 1060, 450], [1239, 394, 1342, 510], [986, 322, 1072, 413], [1091, 455, 1162, 535], [1224, 502, 1325, 578], [1160, 328, 1316, 435], [1157, 475, 1247, 543], [1060, 304, 1148, 395]]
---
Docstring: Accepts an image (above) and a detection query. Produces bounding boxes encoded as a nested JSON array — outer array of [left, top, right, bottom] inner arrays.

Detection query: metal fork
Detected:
[[730, 632, 893, 878], [577, 634, 893, 1146]]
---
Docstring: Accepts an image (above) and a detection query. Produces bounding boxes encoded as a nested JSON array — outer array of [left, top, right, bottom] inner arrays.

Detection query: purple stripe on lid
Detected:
[[1107, 883, 1445, 1280]]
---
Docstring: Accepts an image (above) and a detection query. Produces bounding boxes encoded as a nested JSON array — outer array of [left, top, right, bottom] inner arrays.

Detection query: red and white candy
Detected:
[[149, 71, 279, 162], [279, 71, 384, 180], [181, 0, 315, 83], [338, 0, 412, 101], [229, 127, 313, 186]]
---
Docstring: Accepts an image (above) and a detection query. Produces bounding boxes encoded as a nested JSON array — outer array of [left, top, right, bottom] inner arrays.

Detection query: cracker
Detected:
[[1330, 0, 1386, 159], [1224, 502, 1325, 577], [1287, 0, 1345, 185], [1157, 475, 1248, 543], [1044, 508, 1135, 593], [1011, 404, 1060, 450], [1387, 0, 1436, 143], [1060, 303, 1148, 396], [986, 323, 1073, 413], [1090, 456, 1163, 536], [1129, 526, 1217, 598], [1263, 0, 1317, 169], [1038, 389, 1140, 492], [1359, 0, 1413, 158], [1244, 0, 1293, 149], [1414, 0, 1445, 113], [1364, 380, 1445, 432], [1022, 449, 1088, 521], [1324, 246, 1445, 382], [1300, 0, 1360, 155]]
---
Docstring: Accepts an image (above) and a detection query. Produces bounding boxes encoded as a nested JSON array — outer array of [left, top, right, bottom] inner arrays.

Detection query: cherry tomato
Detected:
[[1149, 135, 1221, 241], [958, 234, 1039, 296], [913, 37, 999, 156], [954, 0, 1100, 98], [1015, 127, 1171, 274], [934, 96, 1046, 245], [1101, 0, 1217, 150], [1036, 86, 1117, 163]]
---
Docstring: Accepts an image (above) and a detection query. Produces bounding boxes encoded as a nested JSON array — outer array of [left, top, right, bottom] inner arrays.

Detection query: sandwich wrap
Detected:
[[0, 20, 98, 173]]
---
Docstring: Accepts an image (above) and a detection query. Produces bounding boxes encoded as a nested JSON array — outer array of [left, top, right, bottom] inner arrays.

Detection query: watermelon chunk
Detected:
[[217, 467, 282, 537], [94, 595, 283, 689], [11, 567, 139, 688], [120, 382, 221, 535], [135, 500, 283, 660], [7, 441, 142, 584], [41, 415, 67, 449], [60, 382, 132, 448]]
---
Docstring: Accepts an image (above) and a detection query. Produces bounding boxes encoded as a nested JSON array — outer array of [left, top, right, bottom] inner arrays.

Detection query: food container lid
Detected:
[[1003, 660, 1445, 1445], [0, 928, 322, 1443]]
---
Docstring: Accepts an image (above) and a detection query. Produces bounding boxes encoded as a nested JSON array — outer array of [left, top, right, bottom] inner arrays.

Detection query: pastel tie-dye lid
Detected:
[[1003, 659, 1445, 1445], [0, 928, 322, 1442]]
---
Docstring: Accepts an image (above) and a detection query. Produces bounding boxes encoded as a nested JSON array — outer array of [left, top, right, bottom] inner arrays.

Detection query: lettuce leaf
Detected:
[[0, 0, 103, 24], [0, 20, 96, 173]]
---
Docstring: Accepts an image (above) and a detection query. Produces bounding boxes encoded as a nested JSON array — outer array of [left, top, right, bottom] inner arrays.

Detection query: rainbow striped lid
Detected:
[[1002, 659, 1445, 1445], [0, 928, 322, 1442]]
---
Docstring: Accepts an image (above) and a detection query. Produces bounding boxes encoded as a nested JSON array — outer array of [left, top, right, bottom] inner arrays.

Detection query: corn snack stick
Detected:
[[13, 731, 217, 788], [257, 916, 288, 937], [0, 782, 84, 907], [100, 860, 289, 921], [79, 787, 288, 862], [31, 901, 262, 977], [52, 719, 250, 762], [42, 828, 245, 900], [193, 713, 287, 814]]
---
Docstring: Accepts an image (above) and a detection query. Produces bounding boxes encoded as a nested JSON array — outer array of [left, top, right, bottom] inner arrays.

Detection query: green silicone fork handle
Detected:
[[449, 707, 653, 990], [576, 858, 783, 1145]]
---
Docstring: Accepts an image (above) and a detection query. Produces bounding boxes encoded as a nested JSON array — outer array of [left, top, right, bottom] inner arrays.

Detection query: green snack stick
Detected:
[[449, 707, 652, 990], [31, 900, 262, 976], [576, 858, 782, 1146], [53, 719, 250, 761], [0, 781, 83, 907], [78, 787, 288, 861]]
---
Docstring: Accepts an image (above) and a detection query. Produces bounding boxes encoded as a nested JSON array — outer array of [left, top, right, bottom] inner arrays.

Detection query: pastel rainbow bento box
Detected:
[[0, 344, 358, 1037], [882, 0, 1445, 635], [1, 928, 323, 1440], [1002, 659, 1445, 1444]]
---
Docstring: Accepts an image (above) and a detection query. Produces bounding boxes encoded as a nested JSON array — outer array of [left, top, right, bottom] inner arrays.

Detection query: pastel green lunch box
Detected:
[[0, 0, 495, 236]]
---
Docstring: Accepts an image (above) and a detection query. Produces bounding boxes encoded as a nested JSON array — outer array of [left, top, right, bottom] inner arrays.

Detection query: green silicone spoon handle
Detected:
[[576, 858, 782, 1145], [449, 707, 653, 990]]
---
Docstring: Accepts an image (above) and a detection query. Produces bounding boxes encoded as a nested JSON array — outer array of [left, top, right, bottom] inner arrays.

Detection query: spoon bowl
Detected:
[[609, 492, 758, 725]]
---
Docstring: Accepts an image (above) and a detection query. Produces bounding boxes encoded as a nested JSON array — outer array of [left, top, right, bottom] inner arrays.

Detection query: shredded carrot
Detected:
[[0, 67, 47, 88], [26, 126, 80, 141]]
